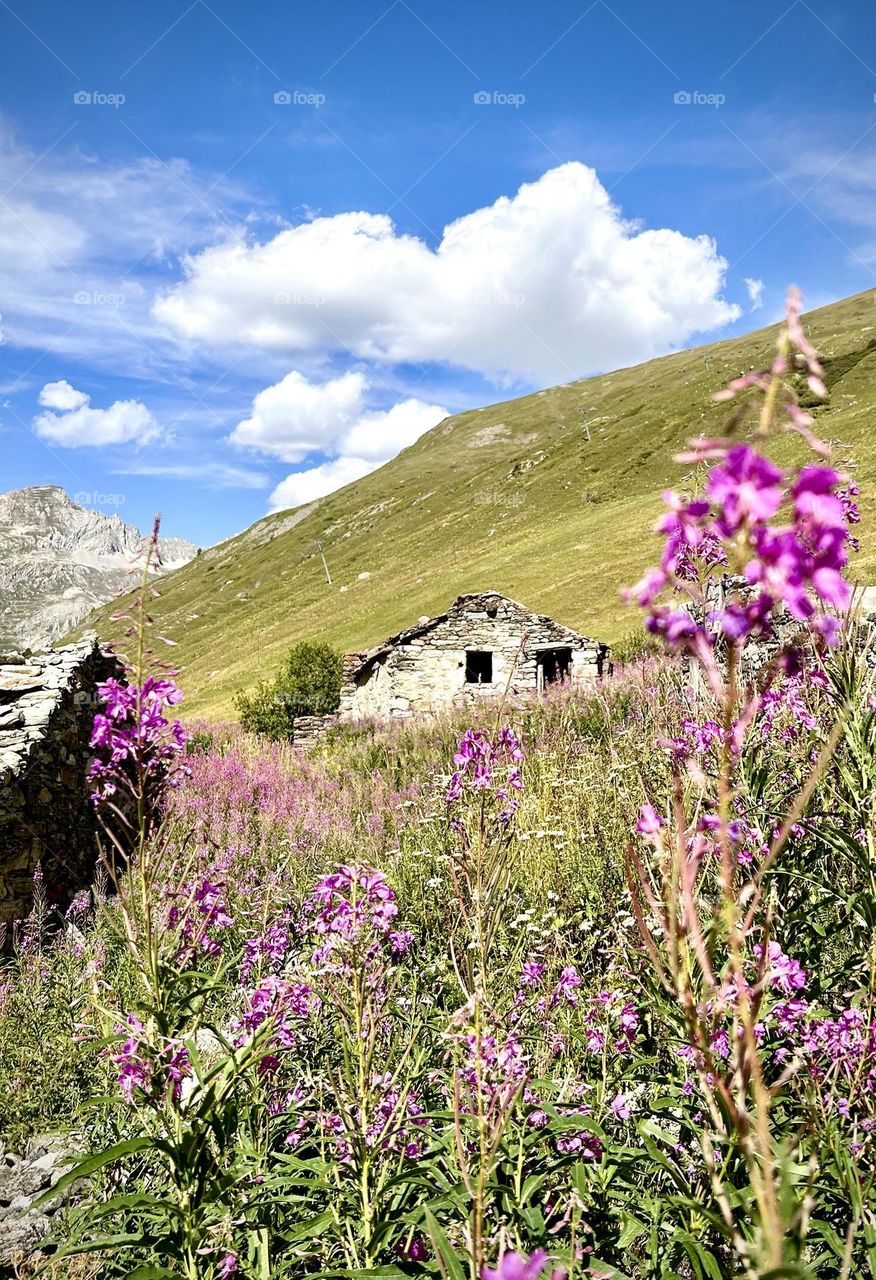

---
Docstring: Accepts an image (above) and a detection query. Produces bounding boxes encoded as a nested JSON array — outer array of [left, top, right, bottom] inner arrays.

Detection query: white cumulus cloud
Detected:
[[39, 379, 89, 411], [268, 457, 377, 509], [341, 398, 449, 462], [229, 369, 447, 509], [744, 277, 765, 311], [230, 369, 367, 463], [34, 381, 160, 447], [154, 162, 741, 384]]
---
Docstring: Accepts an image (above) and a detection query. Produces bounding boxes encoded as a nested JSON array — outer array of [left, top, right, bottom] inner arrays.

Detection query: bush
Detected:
[[234, 640, 343, 739]]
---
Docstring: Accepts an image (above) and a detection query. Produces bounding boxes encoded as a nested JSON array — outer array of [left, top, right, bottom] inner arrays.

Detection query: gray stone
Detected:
[[0, 1137, 79, 1267], [0, 1160, 52, 1205], [0, 675, 43, 694], [0, 640, 124, 932], [0, 1208, 53, 1267]]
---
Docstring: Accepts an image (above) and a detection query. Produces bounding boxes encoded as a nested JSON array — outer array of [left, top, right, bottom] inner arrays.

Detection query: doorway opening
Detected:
[[537, 647, 572, 690]]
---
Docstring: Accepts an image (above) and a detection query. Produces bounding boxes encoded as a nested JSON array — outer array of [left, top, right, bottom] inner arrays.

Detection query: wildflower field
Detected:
[[2, 295, 875, 1279]]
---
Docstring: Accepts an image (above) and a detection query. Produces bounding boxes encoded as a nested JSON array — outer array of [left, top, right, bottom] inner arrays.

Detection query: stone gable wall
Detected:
[[0, 640, 123, 932], [341, 593, 608, 721]]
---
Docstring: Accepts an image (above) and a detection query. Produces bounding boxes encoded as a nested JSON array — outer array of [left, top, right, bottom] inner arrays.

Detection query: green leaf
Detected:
[[33, 1138, 155, 1207], [124, 1267, 182, 1280], [423, 1207, 467, 1280], [285, 1209, 336, 1242], [616, 1215, 647, 1249], [35, 1232, 147, 1265]]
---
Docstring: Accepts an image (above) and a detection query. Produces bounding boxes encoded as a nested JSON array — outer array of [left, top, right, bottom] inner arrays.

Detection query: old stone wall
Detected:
[[0, 639, 122, 932], [341, 593, 608, 722], [291, 712, 340, 743], [696, 579, 876, 685]]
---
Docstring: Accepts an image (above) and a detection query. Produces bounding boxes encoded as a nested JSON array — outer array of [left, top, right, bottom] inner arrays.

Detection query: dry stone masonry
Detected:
[[339, 592, 609, 722], [0, 639, 122, 931], [696, 579, 876, 686]]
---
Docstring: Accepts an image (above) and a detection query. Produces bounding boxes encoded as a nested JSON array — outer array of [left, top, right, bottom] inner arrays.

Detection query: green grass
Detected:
[[73, 288, 876, 718]]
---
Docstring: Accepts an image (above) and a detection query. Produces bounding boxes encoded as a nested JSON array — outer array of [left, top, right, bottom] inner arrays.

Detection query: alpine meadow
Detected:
[[2, 290, 875, 1280], [3, 2, 876, 1277]]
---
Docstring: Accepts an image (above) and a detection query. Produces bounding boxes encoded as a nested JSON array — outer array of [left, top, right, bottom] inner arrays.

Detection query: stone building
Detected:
[[0, 639, 121, 932], [339, 592, 608, 722]]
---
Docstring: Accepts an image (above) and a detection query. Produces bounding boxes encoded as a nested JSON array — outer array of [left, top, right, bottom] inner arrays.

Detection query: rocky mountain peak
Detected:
[[0, 486, 199, 652]]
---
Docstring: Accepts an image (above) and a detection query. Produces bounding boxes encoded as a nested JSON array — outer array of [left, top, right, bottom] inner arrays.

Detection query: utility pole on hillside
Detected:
[[579, 406, 591, 442], [314, 540, 332, 585]]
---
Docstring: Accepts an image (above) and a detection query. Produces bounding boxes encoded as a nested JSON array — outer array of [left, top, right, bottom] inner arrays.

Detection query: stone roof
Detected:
[[346, 591, 599, 681], [0, 638, 107, 778]]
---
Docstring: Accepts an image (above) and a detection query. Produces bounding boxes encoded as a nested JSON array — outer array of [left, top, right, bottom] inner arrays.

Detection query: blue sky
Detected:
[[1, 0, 875, 547]]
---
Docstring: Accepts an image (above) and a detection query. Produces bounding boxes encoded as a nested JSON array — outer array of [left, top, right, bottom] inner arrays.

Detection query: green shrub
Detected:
[[609, 626, 662, 667], [234, 639, 343, 739]]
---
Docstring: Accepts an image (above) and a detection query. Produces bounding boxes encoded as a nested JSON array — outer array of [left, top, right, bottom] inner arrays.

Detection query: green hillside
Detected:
[[75, 289, 876, 719]]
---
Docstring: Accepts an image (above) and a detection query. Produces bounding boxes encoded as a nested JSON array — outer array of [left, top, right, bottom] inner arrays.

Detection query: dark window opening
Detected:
[[537, 647, 572, 689], [465, 650, 493, 684]]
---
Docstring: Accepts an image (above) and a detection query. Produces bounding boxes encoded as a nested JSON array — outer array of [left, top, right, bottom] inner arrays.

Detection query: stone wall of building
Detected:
[[340, 593, 608, 722], [0, 639, 122, 932], [695, 579, 876, 686], [291, 712, 341, 743]]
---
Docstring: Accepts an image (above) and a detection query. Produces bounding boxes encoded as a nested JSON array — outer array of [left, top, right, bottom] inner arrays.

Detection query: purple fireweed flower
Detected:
[[626, 319, 856, 651], [396, 1236, 429, 1262], [611, 1092, 631, 1120], [618, 1001, 639, 1034], [389, 929, 414, 955], [758, 674, 818, 743], [556, 1127, 603, 1161], [707, 445, 783, 535], [112, 1018, 151, 1104], [240, 921, 291, 982], [710, 1027, 730, 1059], [233, 976, 315, 1053], [636, 804, 665, 836], [110, 1017, 191, 1106], [446, 727, 525, 804], [483, 1251, 563, 1280], [64, 889, 91, 920], [755, 941, 806, 994], [550, 966, 582, 1008], [307, 865, 398, 947], [165, 1043, 191, 1102], [90, 673, 188, 806], [170, 876, 235, 961]]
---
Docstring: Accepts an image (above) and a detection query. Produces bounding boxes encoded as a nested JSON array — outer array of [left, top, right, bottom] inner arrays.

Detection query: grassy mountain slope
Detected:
[[76, 290, 876, 719]]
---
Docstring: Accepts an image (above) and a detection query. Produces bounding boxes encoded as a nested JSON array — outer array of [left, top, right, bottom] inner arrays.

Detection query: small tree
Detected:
[[235, 640, 343, 740]]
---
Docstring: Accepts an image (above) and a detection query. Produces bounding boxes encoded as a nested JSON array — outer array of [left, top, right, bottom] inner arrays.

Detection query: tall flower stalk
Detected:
[[626, 290, 859, 1276], [445, 726, 527, 1277]]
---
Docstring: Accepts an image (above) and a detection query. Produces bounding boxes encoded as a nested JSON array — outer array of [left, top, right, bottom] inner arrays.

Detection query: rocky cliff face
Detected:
[[0, 486, 197, 652]]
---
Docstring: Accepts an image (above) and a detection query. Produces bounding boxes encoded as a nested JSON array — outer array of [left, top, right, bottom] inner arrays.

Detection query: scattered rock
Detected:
[[0, 1137, 78, 1271]]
